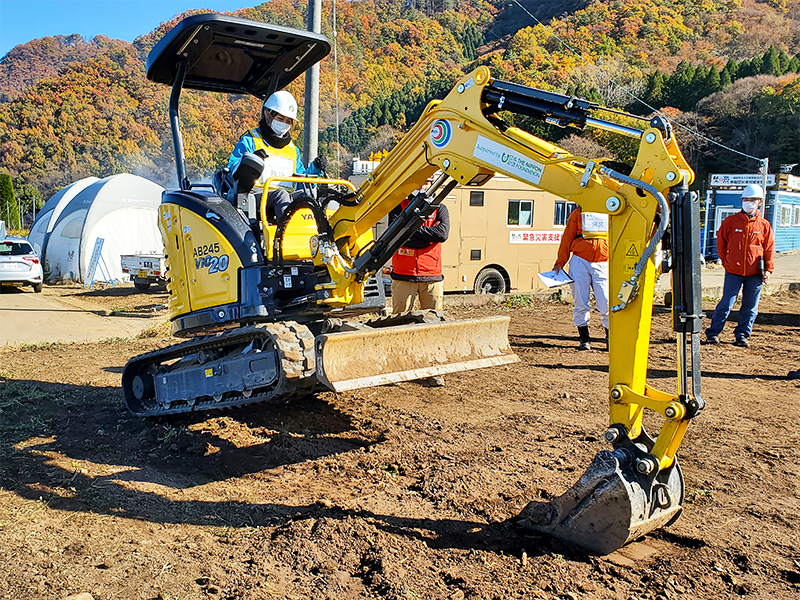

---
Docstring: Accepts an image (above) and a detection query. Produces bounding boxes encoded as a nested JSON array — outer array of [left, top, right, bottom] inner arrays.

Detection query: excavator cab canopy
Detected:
[[145, 13, 331, 98], [146, 13, 331, 190]]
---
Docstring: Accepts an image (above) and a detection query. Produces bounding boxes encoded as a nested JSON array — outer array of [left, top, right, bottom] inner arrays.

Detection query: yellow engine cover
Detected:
[[159, 203, 243, 320], [263, 208, 323, 262]]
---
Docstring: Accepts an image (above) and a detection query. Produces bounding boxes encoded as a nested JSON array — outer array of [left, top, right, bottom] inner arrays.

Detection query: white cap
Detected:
[[741, 183, 763, 199], [263, 91, 298, 121]]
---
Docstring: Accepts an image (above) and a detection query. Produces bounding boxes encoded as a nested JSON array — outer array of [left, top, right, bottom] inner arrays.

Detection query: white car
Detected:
[[0, 237, 44, 292]]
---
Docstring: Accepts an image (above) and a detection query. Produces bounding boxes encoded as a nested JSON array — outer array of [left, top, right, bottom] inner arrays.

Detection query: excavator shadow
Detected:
[[0, 378, 374, 490], [0, 378, 568, 559]]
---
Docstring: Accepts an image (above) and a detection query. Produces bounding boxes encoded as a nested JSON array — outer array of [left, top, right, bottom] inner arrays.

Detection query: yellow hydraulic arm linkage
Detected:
[[312, 66, 705, 553]]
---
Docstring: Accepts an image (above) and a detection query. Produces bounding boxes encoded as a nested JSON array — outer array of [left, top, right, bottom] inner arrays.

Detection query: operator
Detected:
[[227, 90, 326, 223], [705, 184, 774, 348], [553, 207, 610, 351], [389, 179, 450, 386]]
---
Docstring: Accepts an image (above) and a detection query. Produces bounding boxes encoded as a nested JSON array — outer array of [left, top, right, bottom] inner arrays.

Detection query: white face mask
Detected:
[[742, 200, 759, 215], [270, 119, 291, 137]]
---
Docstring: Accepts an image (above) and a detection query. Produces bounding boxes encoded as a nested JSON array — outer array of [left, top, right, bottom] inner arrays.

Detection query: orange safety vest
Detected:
[[555, 207, 609, 268], [391, 200, 443, 280]]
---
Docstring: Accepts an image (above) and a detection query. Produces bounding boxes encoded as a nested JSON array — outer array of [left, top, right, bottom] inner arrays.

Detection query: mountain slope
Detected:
[[0, 0, 798, 199]]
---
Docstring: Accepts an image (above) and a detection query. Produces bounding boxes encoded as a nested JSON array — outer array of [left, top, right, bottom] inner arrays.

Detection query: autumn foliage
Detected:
[[0, 0, 798, 200]]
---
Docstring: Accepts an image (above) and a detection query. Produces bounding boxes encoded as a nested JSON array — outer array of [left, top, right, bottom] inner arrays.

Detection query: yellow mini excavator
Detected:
[[124, 14, 705, 555]]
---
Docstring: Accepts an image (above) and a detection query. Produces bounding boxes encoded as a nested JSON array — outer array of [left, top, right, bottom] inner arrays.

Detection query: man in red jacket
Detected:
[[554, 207, 609, 350], [706, 184, 775, 348]]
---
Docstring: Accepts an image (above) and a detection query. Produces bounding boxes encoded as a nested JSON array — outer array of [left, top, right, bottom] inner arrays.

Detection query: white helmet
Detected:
[[263, 90, 297, 121], [741, 183, 763, 199]]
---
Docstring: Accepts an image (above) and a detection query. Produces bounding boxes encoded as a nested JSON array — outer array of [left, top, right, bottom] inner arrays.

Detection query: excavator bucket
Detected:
[[517, 446, 684, 555], [315, 314, 519, 391]]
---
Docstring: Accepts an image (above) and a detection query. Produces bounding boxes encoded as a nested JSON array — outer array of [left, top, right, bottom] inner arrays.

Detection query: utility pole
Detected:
[[302, 0, 322, 167]]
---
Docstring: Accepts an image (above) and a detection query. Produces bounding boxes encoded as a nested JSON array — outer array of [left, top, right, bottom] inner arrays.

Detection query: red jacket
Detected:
[[391, 201, 450, 282], [555, 208, 608, 268], [717, 210, 775, 276]]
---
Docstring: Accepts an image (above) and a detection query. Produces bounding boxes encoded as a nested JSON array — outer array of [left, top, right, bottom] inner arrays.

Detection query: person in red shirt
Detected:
[[554, 207, 609, 350], [706, 184, 775, 348]]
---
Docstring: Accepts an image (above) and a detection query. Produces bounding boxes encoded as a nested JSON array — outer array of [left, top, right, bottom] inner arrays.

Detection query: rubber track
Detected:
[[122, 321, 316, 417]]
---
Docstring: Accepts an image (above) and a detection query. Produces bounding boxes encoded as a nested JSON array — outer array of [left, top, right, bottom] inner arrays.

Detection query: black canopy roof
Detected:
[[146, 13, 331, 98]]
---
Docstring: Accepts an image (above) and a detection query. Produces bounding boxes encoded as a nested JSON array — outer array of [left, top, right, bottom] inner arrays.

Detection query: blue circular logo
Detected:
[[430, 120, 452, 149]]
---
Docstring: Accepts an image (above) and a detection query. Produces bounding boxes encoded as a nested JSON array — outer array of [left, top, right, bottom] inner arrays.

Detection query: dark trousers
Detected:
[[705, 272, 763, 340]]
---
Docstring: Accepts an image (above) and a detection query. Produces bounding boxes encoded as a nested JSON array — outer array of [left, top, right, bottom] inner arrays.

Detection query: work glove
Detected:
[[314, 156, 328, 172]]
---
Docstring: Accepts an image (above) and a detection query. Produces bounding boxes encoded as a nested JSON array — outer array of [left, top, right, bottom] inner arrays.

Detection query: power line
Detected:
[[505, 0, 765, 166]]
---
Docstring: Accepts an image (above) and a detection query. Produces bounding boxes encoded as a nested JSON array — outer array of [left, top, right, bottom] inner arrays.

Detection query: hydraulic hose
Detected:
[[598, 166, 670, 283]]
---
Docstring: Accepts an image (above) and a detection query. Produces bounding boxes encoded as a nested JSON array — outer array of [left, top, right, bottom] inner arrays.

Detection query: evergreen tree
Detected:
[[737, 59, 753, 79], [689, 65, 708, 106], [0, 174, 20, 229], [778, 49, 791, 74], [720, 68, 732, 87], [723, 58, 738, 81], [668, 61, 695, 109], [705, 65, 722, 95], [586, 87, 603, 104], [642, 70, 664, 108], [761, 47, 781, 75], [788, 56, 800, 73]]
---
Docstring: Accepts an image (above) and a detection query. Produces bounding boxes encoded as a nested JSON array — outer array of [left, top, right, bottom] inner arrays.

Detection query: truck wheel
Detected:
[[32, 282, 43, 293], [134, 278, 151, 292], [474, 268, 506, 294]]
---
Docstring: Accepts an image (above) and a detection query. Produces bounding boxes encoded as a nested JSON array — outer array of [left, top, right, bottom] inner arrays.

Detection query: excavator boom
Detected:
[[315, 66, 704, 553]]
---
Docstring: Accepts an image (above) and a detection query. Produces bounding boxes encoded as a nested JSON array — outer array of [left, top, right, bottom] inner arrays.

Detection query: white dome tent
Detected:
[[28, 176, 100, 258], [35, 174, 165, 283]]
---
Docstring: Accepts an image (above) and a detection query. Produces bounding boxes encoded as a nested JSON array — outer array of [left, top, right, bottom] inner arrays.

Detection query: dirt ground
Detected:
[[1, 285, 799, 600]]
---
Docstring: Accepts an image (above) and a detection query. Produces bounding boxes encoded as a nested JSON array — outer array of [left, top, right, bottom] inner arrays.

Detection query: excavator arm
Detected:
[[314, 66, 705, 553]]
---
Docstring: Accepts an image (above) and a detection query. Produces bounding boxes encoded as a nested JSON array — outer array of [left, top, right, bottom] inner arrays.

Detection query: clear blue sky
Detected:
[[0, 0, 254, 56]]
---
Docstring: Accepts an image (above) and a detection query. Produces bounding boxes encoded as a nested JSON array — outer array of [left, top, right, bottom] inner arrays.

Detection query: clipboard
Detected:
[[537, 269, 573, 288]]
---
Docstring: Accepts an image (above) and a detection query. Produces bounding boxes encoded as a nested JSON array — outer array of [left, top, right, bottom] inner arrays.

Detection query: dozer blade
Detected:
[[315, 315, 519, 392], [518, 448, 684, 555]]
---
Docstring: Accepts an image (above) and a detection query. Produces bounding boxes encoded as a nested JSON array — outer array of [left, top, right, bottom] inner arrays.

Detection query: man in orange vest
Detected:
[[553, 206, 609, 350], [705, 184, 775, 347]]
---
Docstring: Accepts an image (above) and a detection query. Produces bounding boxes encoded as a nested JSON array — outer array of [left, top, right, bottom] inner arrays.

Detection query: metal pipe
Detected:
[[677, 332, 688, 400], [585, 117, 644, 139], [169, 60, 190, 191], [302, 0, 322, 167]]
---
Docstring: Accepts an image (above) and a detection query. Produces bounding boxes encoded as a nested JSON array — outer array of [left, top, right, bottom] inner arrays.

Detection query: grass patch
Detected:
[[137, 317, 171, 339], [18, 341, 66, 352], [504, 295, 535, 309]]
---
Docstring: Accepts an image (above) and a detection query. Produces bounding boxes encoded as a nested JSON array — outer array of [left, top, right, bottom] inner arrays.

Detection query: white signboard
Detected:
[[782, 174, 800, 191], [509, 231, 562, 244], [581, 212, 608, 234], [85, 237, 105, 285], [474, 136, 544, 185], [709, 174, 776, 188]]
